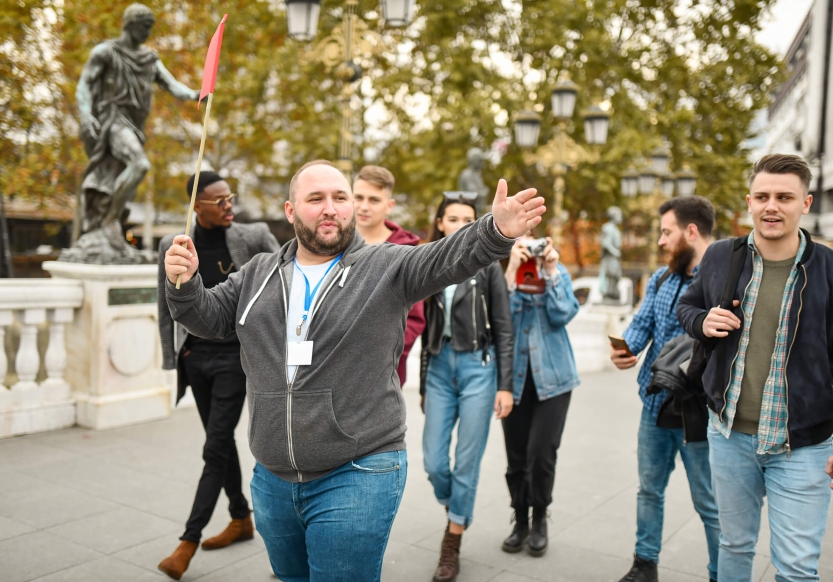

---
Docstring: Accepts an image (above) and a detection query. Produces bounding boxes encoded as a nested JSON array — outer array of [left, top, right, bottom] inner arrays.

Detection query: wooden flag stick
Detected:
[[176, 92, 214, 289]]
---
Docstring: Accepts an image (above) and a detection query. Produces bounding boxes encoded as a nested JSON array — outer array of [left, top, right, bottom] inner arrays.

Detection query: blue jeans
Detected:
[[636, 407, 720, 580], [250, 451, 407, 582], [423, 341, 496, 527], [708, 424, 832, 582]]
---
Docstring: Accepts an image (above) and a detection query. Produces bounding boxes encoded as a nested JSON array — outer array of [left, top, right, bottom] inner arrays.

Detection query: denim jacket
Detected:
[[510, 263, 581, 403]]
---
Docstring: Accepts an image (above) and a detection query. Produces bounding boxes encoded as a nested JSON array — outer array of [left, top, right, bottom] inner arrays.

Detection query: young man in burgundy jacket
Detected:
[[354, 165, 425, 386]]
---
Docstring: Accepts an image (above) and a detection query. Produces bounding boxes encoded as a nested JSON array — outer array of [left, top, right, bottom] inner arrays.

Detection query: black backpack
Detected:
[[647, 237, 747, 442]]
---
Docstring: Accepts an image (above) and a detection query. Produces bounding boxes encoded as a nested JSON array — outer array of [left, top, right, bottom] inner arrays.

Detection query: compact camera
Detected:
[[524, 238, 547, 257]]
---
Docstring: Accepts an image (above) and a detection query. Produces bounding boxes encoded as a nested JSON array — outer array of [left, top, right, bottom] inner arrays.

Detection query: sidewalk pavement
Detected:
[[0, 368, 831, 582]]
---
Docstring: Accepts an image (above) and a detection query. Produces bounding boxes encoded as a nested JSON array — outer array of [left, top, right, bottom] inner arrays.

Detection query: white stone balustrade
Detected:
[[0, 280, 84, 438]]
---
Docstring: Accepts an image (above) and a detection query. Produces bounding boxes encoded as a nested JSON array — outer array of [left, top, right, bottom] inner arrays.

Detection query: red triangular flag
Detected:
[[198, 14, 228, 109]]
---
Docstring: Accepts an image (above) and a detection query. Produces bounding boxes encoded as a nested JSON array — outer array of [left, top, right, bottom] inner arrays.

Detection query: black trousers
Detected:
[[180, 348, 250, 543], [501, 370, 572, 512]]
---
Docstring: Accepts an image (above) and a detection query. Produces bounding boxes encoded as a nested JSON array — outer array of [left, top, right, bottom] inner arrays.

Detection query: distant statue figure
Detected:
[[599, 206, 623, 303], [61, 3, 199, 264], [457, 147, 490, 215]]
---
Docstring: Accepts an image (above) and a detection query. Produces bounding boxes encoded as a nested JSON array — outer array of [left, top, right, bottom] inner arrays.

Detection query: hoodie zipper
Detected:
[[280, 263, 346, 482], [471, 279, 478, 350], [278, 268, 302, 482], [782, 265, 806, 458]]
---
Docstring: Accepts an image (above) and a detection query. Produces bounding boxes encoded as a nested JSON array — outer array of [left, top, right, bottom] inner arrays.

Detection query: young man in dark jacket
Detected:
[[163, 160, 545, 582], [156, 172, 279, 580], [353, 165, 425, 386], [678, 154, 833, 582], [610, 196, 719, 582]]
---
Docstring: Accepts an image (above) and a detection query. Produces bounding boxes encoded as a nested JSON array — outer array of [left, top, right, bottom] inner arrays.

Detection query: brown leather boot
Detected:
[[201, 515, 254, 550], [157, 540, 198, 580], [432, 527, 462, 582]]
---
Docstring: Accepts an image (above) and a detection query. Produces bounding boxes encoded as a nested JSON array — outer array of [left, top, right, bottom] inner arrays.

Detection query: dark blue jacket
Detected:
[[676, 231, 833, 451]]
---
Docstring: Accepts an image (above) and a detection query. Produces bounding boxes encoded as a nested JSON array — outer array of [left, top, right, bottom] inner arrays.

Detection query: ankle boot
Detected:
[[201, 515, 254, 550], [158, 540, 198, 580], [617, 554, 658, 582], [501, 509, 529, 553], [432, 526, 462, 582], [527, 507, 548, 557]]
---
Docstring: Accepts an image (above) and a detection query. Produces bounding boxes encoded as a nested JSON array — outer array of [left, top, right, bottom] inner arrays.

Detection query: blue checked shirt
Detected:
[[622, 266, 696, 419], [711, 231, 806, 455]]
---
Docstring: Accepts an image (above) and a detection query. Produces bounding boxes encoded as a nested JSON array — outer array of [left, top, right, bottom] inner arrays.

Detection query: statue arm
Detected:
[[76, 46, 108, 140], [155, 60, 200, 101], [600, 228, 622, 257]]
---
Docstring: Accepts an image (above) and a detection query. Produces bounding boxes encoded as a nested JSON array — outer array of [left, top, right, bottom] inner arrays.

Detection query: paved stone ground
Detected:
[[1, 368, 831, 582]]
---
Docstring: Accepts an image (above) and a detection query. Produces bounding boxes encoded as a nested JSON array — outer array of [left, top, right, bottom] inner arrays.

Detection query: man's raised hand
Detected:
[[165, 235, 200, 285], [491, 179, 545, 239]]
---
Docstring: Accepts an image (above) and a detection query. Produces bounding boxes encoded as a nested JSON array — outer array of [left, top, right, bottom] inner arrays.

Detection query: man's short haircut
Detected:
[[658, 196, 715, 238], [186, 171, 224, 199], [750, 154, 812, 193], [288, 159, 336, 202], [355, 165, 395, 193], [123, 3, 155, 27]]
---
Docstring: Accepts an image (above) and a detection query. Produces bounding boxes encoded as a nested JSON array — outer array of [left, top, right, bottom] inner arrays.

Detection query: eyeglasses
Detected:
[[200, 193, 237, 206], [442, 191, 479, 202]]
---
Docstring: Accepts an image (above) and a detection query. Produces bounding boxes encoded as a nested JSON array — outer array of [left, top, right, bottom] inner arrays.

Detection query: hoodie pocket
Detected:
[[247, 393, 293, 473], [290, 390, 359, 472]]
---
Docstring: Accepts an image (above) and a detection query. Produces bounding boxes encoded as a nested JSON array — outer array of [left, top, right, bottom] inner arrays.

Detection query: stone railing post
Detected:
[[0, 310, 12, 388], [12, 308, 46, 391], [43, 308, 73, 390]]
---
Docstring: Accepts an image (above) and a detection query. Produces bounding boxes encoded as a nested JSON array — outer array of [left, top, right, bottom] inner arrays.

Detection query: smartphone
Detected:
[[516, 260, 545, 294], [608, 335, 634, 357]]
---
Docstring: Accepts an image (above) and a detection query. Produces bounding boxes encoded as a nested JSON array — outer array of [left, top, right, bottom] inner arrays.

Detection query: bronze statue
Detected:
[[599, 206, 623, 303], [457, 147, 490, 216], [61, 3, 199, 264]]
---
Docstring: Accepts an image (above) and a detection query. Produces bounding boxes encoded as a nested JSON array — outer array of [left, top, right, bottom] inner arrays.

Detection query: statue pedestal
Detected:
[[42, 262, 171, 430]]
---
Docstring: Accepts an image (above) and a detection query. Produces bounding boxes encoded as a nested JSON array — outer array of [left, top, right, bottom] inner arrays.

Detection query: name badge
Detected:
[[287, 341, 314, 366]]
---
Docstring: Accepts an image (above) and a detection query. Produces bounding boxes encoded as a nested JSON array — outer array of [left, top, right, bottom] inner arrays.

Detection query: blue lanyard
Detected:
[[293, 253, 342, 336]]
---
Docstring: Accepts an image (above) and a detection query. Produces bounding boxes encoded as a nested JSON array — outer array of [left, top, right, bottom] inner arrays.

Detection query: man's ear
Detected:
[[285, 200, 295, 224], [687, 223, 699, 241]]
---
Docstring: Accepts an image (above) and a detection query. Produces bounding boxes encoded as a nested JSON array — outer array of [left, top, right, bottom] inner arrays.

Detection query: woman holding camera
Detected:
[[500, 235, 580, 557], [420, 192, 515, 582]]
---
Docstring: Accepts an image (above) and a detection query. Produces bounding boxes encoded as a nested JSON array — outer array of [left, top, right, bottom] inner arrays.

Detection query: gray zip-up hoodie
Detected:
[[165, 214, 515, 483]]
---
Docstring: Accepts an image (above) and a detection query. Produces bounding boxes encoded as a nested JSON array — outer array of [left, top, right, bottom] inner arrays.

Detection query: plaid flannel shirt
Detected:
[[622, 267, 695, 419], [711, 231, 806, 454]]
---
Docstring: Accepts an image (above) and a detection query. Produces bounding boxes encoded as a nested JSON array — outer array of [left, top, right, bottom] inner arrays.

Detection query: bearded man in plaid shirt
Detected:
[[678, 154, 833, 582]]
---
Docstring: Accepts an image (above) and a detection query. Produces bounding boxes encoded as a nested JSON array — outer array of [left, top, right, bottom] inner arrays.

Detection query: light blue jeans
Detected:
[[423, 341, 497, 527], [250, 451, 407, 582], [636, 407, 720, 580], [708, 424, 832, 582]]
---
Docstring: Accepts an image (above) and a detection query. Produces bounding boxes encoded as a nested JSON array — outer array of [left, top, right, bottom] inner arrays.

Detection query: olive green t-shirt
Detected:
[[734, 256, 795, 435]]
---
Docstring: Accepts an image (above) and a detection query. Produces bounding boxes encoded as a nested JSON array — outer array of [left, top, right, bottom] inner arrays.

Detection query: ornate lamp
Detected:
[[621, 167, 639, 197], [661, 173, 676, 197], [551, 72, 578, 120], [583, 103, 610, 145], [639, 168, 659, 195], [676, 166, 697, 197], [286, 0, 321, 41], [514, 110, 542, 148], [650, 144, 671, 175], [381, 0, 416, 26]]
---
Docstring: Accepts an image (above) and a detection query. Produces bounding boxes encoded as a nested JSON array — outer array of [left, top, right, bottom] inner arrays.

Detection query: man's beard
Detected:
[[294, 215, 356, 256], [668, 237, 695, 275]]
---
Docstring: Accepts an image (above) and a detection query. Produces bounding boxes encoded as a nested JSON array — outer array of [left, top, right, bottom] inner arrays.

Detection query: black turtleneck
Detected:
[[185, 221, 239, 351]]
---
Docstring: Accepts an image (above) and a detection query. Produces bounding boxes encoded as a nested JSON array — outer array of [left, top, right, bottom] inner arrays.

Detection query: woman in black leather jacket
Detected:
[[419, 192, 514, 582]]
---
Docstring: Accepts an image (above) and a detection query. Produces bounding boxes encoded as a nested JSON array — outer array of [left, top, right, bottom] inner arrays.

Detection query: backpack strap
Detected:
[[719, 236, 748, 309], [655, 269, 673, 292]]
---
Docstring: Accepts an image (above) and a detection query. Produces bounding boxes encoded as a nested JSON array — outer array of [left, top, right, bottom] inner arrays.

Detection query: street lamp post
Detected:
[[285, 0, 415, 178], [624, 145, 697, 271], [513, 72, 610, 248]]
